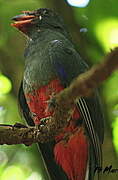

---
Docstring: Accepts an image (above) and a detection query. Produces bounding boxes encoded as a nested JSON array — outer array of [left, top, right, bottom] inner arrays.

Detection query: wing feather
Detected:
[[49, 40, 104, 169], [77, 98, 102, 167]]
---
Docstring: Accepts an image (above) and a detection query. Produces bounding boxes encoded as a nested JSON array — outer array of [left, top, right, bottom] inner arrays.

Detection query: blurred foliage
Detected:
[[0, 73, 12, 94], [0, 0, 118, 180]]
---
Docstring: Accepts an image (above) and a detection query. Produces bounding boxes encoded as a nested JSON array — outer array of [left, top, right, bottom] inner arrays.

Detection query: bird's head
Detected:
[[11, 8, 67, 37]]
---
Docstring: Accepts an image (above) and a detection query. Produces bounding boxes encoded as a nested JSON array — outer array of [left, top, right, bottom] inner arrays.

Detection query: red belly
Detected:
[[25, 79, 80, 125]]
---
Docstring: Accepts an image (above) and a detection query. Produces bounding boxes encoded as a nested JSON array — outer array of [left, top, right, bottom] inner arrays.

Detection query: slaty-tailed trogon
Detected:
[[11, 8, 104, 180]]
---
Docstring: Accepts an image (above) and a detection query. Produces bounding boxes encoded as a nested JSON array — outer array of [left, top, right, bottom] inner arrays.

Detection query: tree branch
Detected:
[[0, 48, 118, 145]]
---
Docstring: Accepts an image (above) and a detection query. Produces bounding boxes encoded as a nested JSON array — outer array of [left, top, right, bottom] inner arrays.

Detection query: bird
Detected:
[[11, 8, 104, 180]]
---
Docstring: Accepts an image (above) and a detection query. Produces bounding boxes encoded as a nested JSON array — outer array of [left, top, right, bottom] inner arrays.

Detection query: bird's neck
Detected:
[[28, 26, 71, 42]]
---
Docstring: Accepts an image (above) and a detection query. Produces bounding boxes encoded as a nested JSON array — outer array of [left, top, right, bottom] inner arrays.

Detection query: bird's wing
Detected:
[[48, 39, 104, 168], [18, 82, 34, 126]]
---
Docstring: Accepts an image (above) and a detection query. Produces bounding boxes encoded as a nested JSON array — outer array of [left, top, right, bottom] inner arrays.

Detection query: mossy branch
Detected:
[[0, 48, 118, 145]]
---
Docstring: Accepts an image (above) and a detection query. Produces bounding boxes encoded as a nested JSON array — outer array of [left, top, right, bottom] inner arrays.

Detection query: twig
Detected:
[[0, 124, 61, 145]]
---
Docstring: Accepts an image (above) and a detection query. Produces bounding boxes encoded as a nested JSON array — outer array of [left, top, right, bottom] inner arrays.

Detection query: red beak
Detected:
[[11, 11, 35, 33], [11, 13, 35, 26]]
